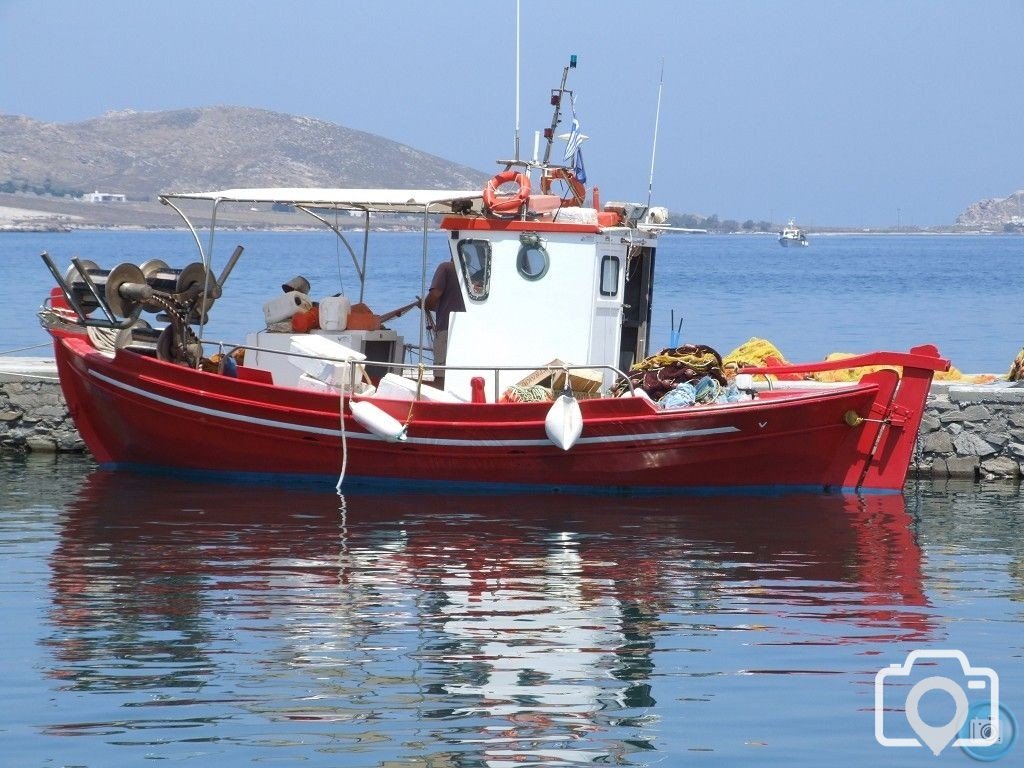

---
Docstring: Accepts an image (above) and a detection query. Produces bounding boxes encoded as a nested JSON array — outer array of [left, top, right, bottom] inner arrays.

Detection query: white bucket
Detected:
[[319, 295, 351, 331], [263, 291, 312, 325]]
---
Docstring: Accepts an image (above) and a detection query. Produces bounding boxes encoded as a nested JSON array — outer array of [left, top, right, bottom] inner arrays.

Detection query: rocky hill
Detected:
[[0, 106, 489, 200], [956, 190, 1024, 229]]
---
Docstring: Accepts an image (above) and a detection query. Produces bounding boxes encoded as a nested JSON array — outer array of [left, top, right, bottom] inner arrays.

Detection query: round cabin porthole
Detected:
[[517, 232, 549, 281]]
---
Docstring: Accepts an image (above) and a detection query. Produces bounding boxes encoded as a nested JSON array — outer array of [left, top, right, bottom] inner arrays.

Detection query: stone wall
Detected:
[[0, 359, 84, 453], [3, 358, 1023, 484], [914, 383, 1024, 481]]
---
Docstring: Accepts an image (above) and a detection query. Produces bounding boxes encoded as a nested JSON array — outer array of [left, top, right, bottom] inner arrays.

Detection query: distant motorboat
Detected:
[[779, 219, 809, 247]]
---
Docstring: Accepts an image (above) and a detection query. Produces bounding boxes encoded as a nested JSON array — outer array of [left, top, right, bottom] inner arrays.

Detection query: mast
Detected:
[[542, 55, 577, 166]]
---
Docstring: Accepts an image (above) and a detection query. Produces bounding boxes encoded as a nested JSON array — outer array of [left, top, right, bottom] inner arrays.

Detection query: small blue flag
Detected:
[[573, 146, 587, 184]]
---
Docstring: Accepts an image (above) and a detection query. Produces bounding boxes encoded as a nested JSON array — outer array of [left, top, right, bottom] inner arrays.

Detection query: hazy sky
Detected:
[[2, 0, 1022, 226]]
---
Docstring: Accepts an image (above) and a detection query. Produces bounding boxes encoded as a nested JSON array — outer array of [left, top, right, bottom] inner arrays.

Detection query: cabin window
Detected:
[[457, 239, 491, 301], [599, 255, 620, 296], [516, 232, 549, 281]]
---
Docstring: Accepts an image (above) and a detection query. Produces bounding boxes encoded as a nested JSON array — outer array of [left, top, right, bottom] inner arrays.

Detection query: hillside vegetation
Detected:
[[0, 106, 488, 200]]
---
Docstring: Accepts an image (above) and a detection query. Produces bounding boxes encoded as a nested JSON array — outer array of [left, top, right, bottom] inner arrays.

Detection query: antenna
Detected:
[[513, 0, 521, 161], [646, 59, 665, 210]]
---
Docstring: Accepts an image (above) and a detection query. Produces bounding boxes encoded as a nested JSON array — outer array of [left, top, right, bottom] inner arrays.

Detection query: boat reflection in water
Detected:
[[45, 470, 933, 762]]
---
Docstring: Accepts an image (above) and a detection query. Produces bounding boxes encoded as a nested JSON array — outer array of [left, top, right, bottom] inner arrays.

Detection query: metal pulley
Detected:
[[104, 262, 150, 318], [144, 261, 205, 293], [63, 260, 154, 318], [139, 259, 170, 280], [145, 261, 218, 322], [63, 259, 103, 312]]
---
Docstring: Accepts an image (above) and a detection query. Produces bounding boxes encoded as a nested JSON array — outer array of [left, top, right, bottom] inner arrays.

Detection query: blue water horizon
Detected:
[[3, 229, 1022, 373]]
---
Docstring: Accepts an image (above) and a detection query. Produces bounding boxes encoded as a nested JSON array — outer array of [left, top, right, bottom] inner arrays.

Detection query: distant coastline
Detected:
[[2, 193, 1021, 235]]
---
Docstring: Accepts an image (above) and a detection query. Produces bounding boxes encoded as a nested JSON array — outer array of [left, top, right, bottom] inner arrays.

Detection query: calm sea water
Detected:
[[1, 454, 1022, 766], [1, 229, 1023, 371], [1, 230, 1023, 764]]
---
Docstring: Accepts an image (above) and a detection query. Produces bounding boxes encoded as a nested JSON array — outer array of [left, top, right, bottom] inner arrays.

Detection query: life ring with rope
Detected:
[[483, 170, 531, 215], [540, 167, 586, 207]]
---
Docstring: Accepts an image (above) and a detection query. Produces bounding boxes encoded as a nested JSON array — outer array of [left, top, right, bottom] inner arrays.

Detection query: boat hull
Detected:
[[51, 333, 943, 494]]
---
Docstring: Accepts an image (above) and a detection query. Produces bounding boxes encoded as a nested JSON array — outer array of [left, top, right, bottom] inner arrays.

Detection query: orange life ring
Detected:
[[539, 167, 586, 206], [483, 170, 531, 215]]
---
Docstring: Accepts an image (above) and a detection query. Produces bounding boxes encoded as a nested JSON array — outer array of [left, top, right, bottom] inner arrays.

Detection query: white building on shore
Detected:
[[82, 190, 127, 203]]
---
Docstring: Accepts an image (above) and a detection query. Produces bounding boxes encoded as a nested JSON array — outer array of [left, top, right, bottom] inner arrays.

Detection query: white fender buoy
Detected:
[[349, 400, 407, 442], [545, 393, 583, 451]]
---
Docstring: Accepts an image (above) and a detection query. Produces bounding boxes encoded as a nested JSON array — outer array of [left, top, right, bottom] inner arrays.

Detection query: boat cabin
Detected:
[[438, 208, 657, 397]]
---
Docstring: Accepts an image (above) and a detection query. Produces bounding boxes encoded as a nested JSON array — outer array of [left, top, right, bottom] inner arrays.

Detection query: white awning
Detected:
[[160, 187, 483, 214]]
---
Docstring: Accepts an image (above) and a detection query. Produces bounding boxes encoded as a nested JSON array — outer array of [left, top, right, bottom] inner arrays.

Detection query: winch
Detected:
[[40, 246, 243, 367]]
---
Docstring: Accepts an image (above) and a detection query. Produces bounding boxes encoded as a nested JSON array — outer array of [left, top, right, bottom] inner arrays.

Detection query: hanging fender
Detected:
[[349, 400, 408, 442], [483, 170, 531, 215], [544, 393, 583, 451], [539, 167, 586, 207]]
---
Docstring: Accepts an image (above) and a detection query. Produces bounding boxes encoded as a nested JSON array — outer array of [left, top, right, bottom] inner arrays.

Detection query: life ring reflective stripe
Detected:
[[483, 170, 531, 214], [539, 168, 586, 206]]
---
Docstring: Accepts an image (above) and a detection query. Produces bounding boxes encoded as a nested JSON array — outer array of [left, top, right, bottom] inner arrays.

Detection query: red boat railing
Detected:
[[738, 344, 951, 378]]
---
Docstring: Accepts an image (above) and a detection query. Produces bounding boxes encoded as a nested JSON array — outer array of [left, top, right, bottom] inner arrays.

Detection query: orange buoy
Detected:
[[483, 170, 531, 215], [291, 306, 320, 332], [539, 167, 586, 207]]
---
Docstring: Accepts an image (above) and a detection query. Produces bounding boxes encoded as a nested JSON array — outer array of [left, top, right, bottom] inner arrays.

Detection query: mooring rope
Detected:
[[0, 342, 51, 356], [335, 387, 349, 492], [0, 340, 61, 381]]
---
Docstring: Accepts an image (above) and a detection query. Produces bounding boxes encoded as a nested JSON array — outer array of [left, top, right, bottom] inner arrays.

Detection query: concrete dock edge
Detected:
[[0, 358, 84, 453]]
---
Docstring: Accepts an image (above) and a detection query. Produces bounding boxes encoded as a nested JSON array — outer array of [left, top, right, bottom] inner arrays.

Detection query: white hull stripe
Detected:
[[89, 369, 740, 447]]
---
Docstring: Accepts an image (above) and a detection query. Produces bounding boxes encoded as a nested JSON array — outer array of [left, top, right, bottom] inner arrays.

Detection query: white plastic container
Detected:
[[288, 334, 366, 390], [373, 372, 461, 403], [263, 291, 313, 325], [552, 207, 598, 225], [319, 295, 352, 331], [295, 372, 340, 394]]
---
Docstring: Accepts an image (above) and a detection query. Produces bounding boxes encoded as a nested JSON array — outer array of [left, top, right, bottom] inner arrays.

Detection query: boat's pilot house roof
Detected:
[[160, 188, 485, 215]]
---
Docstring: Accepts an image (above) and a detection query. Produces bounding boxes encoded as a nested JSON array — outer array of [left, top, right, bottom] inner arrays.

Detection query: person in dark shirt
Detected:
[[422, 260, 465, 387]]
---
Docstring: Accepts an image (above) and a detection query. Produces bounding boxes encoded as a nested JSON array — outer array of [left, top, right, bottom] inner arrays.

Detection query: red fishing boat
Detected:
[[38, 59, 948, 494]]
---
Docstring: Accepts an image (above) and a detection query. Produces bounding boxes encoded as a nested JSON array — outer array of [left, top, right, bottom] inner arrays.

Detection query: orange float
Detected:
[[539, 167, 586, 206], [483, 170, 531, 215], [290, 305, 320, 333]]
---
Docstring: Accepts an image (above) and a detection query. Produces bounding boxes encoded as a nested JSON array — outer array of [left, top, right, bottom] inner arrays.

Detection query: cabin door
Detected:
[[618, 244, 655, 371], [591, 245, 626, 383]]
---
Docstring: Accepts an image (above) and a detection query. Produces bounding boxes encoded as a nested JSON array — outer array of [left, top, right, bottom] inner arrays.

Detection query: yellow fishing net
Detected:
[[1008, 348, 1024, 381], [722, 338, 788, 371], [724, 338, 995, 383]]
